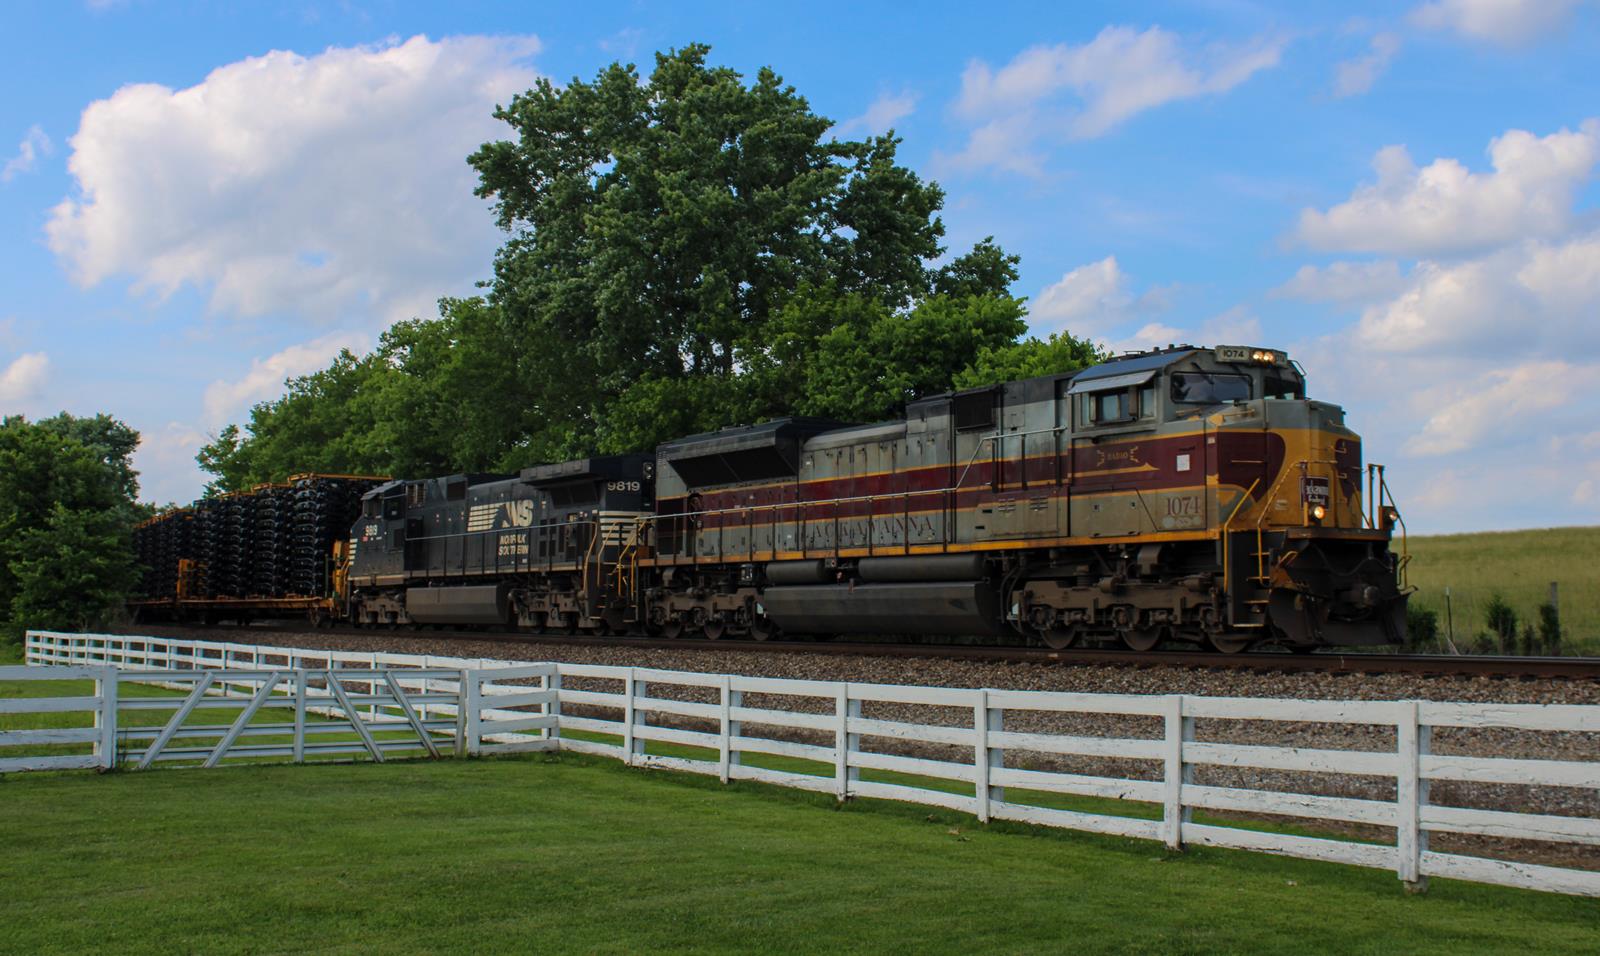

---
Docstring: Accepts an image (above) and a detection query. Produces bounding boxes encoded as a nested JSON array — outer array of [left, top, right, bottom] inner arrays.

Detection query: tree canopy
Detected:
[[198, 44, 1103, 491], [0, 414, 141, 636]]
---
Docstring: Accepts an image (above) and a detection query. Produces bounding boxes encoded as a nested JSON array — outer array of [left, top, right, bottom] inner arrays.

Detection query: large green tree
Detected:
[[0, 414, 141, 637], [470, 43, 981, 457]]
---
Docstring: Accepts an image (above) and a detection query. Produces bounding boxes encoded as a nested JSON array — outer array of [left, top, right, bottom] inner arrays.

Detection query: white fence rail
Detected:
[[15, 630, 1600, 898]]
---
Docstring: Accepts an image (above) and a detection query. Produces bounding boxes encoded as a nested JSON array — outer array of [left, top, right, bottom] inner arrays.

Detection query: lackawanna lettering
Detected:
[[466, 500, 537, 533]]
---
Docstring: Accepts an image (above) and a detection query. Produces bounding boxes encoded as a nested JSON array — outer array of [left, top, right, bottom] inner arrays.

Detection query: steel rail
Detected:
[[108, 623, 1600, 680]]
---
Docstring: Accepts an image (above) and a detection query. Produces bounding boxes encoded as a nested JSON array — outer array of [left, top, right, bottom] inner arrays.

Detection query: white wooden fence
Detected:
[[13, 630, 1600, 898]]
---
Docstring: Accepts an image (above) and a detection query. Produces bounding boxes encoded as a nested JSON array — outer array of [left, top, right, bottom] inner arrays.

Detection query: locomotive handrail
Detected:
[[1218, 478, 1260, 617]]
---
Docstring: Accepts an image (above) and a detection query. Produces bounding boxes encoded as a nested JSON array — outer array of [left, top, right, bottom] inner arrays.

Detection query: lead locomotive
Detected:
[[137, 344, 1409, 652]]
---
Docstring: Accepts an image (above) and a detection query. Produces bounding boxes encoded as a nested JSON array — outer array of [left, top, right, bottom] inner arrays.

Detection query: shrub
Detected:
[[1537, 602, 1562, 656], [1405, 606, 1439, 647], [1484, 594, 1518, 654]]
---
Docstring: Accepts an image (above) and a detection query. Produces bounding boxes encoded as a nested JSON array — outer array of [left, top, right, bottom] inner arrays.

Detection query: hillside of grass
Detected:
[[1402, 525, 1600, 655]]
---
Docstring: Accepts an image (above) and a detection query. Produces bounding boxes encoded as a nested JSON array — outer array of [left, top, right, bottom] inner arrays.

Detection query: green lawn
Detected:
[[1403, 525, 1600, 654], [4, 638, 1599, 952], [1, 752, 1595, 954]]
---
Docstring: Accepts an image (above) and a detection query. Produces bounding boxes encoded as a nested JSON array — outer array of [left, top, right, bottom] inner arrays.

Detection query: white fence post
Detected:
[[974, 689, 991, 823], [464, 669, 483, 756], [719, 676, 733, 784], [622, 668, 639, 766], [94, 666, 118, 771], [1397, 700, 1428, 892], [728, 685, 743, 779], [835, 684, 850, 801], [547, 669, 563, 743], [988, 702, 1005, 806], [293, 669, 307, 764], [1162, 695, 1188, 851]]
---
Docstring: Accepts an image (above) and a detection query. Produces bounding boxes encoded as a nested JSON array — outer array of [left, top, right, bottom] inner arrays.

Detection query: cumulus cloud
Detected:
[[201, 331, 370, 427], [1294, 121, 1600, 256], [1411, 0, 1585, 46], [1355, 230, 1600, 352], [47, 34, 541, 325], [1407, 360, 1597, 456], [941, 26, 1284, 173], [0, 352, 50, 406], [1032, 256, 1131, 331], [1, 125, 52, 183], [1273, 260, 1407, 304], [834, 90, 917, 136], [1333, 32, 1401, 97], [132, 422, 213, 506]]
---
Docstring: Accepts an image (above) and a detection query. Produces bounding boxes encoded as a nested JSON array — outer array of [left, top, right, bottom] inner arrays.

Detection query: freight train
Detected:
[[131, 345, 1410, 652]]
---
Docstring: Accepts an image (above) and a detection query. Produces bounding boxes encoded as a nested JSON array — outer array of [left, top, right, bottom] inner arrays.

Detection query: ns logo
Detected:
[[467, 499, 537, 532]]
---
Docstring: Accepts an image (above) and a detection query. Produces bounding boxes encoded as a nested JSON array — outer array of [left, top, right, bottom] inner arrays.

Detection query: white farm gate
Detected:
[[10, 630, 1600, 899]]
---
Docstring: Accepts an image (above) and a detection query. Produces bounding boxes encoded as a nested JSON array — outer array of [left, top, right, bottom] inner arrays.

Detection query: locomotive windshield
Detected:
[[1170, 371, 1251, 405]]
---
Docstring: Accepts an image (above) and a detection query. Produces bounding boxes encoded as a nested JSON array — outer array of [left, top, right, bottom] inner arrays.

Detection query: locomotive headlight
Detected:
[[1310, 504, 1327, 522]]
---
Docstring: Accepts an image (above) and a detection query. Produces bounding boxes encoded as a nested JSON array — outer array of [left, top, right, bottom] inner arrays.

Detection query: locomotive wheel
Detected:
[[702, 619, 727, 640], [1039, 625, 1079, 650], [662, 620, 685, 639], [1121, 627, 1163, 652], [1206, 633, 1254, 654], [749, 618, 777, 641]]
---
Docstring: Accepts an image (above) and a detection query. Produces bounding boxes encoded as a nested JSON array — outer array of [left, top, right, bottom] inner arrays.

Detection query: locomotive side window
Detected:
[[1263, 373, 1304, 400], [1171, 372, 1251, 405], [383, 498, 403, 521], [1096, 391, 1127, 422]]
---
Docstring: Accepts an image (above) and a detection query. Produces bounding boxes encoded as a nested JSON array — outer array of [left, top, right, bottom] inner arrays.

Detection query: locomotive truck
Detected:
[[134, 345, 1410, 652]]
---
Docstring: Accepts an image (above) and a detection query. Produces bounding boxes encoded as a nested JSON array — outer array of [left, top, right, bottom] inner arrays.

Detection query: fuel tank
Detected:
[[405, 584, 510, 625], [760, 581, 1001, 636]]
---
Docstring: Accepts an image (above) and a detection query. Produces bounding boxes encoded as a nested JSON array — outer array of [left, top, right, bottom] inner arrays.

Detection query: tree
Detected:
[[469, 43, 978, 455], [953, 332, 1107, 391], [9, 505, 137, 632], [0, 415, 140, 638]]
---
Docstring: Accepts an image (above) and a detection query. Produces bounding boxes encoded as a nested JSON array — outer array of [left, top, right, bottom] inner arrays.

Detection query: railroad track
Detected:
[[110, 623, 1600, 680]]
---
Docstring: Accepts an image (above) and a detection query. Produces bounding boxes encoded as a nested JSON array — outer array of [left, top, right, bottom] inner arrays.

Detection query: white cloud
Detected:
[[1294, 121, 1600, 256], [1411, 0, 1584, 46], [1273, 260, 1407, 304], [0, 352, 50, 406], [943, 26, 1284, 173], [47, 34, 541, 325], [1032, 256, 1132, 333], [937, 113, 1045, 177], [834, 90, 918, 137], [1333, 32, 1401, 97], [1, 125, 52, 183], [1355, 230, 1600, 352], [201, 331, 370, 427], [1407, 360, 1597, 455], [132, 422, 212, 506]]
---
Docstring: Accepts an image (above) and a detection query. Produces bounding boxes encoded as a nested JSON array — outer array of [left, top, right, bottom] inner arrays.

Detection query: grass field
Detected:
[[1403, 525, 1600, 654], [4, 753, 1599, 954], [4, 645, 1600, 953]]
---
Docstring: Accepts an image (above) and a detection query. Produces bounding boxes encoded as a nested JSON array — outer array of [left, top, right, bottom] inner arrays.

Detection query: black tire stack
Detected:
[[127, 475, 385, 607], [194, 496, 226, 598], [288, 476, 375, 596], [251, 485, 291, 597]]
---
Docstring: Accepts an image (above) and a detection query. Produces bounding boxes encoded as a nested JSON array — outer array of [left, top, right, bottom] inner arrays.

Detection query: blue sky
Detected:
[[3, 1, 1599, 533]]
